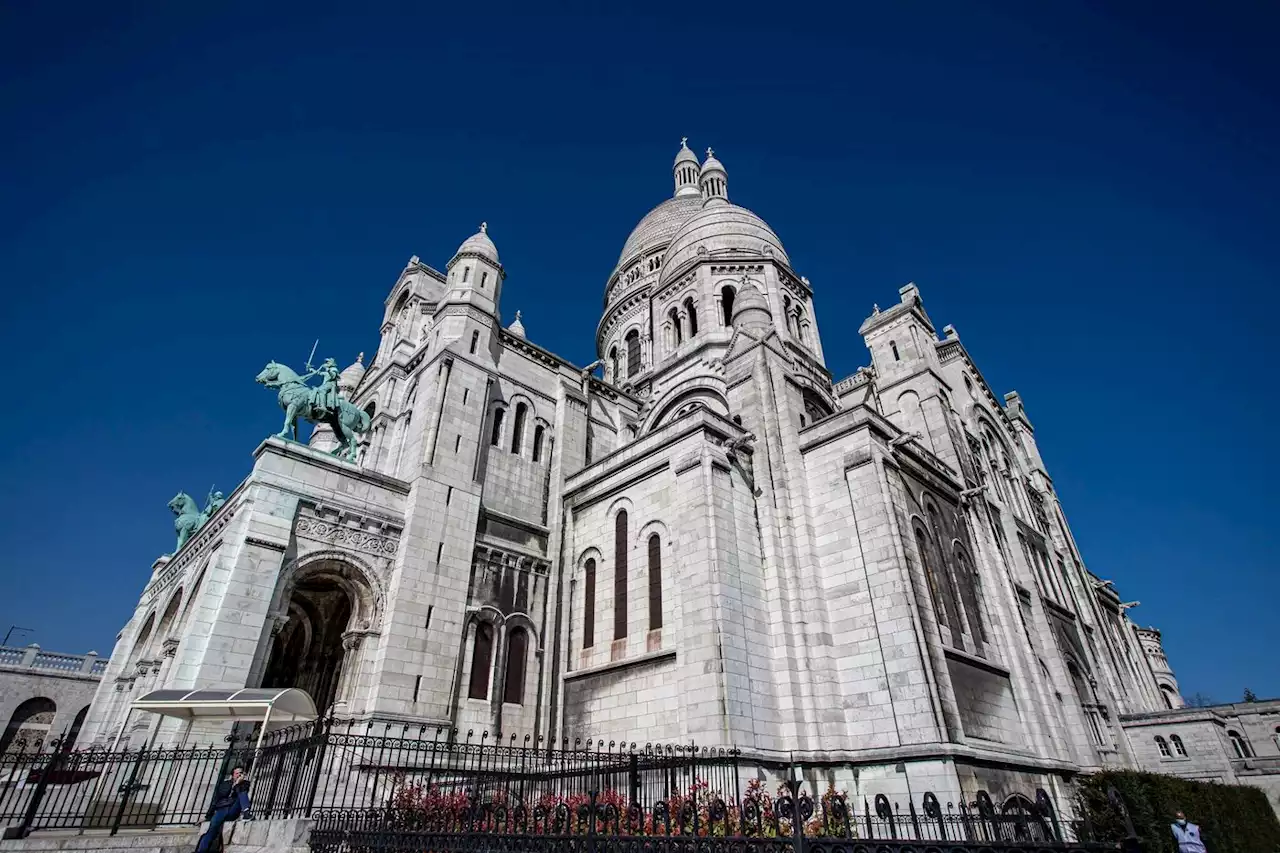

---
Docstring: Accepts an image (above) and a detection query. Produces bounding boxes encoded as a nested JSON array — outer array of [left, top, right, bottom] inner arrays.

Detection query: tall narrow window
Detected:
[[648, 534, 662, 630], [891, 340, 900, 361], [609, 347, 619, 382], [467, 623, 493, 700], [614, 510, 629, 640], [684, 298, 698, 336], [669, 308, 682, 345], [480, 271, 488, 289], [503, 628, 528, 704], [470, 331, 480, 354], [511, 403, 527, 454], [626, 330, 641, 377], [955, 548, 987, 642], [721, 286, 736, 325], [582, 559, 596, 648], [463, 266, 471, 283], [916, 528, 949, 629], [490, 408, 504, 446], [532, 425, 545, 462]]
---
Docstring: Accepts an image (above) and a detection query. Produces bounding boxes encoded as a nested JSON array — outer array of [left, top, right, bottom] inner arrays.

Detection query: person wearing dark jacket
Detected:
[[195, 766, 251, 853]]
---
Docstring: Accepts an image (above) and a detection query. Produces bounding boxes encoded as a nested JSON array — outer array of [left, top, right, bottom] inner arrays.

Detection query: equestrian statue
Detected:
[[255, 357, 370, 462], [167, 488, 225, 554]]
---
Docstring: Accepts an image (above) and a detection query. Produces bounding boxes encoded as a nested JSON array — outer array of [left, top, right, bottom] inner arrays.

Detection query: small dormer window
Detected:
[[480, 271, 488, 289], [463, 266, 471, 283], [891, 340, 901, 361]]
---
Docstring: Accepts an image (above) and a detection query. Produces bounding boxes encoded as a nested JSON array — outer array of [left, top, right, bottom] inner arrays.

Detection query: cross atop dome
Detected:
[[673, 137, 700, 197]]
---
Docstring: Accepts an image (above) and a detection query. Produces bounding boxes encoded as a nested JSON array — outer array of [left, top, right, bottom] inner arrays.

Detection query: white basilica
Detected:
[[80, 141, 1187, 800]]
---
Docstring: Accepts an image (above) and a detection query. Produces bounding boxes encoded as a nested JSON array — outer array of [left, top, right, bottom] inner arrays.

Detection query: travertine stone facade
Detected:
[[1121, 698, 1280, 816], [0, 646, 104, 752], [80, 142, 1191, 804]]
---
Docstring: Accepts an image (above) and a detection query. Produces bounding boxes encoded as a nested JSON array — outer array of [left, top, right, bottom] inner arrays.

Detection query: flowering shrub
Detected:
[[385, 775, 854, 838]]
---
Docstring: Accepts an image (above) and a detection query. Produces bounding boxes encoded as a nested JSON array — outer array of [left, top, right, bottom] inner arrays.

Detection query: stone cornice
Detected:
[[254, 437, 412, 496]]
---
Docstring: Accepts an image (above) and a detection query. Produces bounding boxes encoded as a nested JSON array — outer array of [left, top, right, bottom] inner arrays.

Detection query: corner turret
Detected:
[[445, 223, 504, 317]]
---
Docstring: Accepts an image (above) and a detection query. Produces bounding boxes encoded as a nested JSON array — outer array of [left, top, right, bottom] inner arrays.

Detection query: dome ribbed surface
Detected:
[[454, 229, 500, 264], [616, 195, 704, 267], [659, 204, 788, 286]]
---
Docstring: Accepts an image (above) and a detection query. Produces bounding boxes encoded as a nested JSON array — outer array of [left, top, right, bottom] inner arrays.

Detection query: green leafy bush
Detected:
[[1078, 770, 1280, 853]]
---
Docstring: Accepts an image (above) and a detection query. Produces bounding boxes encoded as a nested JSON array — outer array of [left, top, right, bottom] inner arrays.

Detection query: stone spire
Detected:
[[673, 137, 700, 198], [699, 147, 728, 207]]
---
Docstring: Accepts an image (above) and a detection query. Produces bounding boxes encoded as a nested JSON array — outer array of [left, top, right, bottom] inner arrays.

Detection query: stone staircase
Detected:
[[0, 818, 308, 853]]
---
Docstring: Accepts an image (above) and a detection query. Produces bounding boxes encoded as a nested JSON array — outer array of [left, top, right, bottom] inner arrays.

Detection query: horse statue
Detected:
[[168, 492, 208, 554], [255, 360, 371, 462]]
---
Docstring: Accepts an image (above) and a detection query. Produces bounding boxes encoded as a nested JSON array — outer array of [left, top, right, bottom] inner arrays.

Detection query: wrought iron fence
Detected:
[[308, 785, 1119, 853], [0, 719, 1127, 853]]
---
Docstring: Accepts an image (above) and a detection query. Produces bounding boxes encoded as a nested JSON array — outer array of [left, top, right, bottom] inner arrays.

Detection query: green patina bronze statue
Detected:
[[168, 492, 207, 554], [255, 360, 370, 462]]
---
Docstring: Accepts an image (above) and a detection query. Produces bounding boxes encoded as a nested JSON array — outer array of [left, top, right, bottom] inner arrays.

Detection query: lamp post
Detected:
[[2, 626, 32, 647]]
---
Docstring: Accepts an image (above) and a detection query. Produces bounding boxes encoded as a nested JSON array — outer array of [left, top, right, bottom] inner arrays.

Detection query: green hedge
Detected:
[[1077, 770, 1280, 853]]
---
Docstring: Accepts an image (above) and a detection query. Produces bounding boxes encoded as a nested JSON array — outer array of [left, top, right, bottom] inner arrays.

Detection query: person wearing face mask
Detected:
[[1170, 810, 1206, 853]]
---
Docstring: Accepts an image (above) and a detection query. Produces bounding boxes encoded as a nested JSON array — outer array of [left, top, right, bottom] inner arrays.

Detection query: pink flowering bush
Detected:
[[385, 775, 854, 838]]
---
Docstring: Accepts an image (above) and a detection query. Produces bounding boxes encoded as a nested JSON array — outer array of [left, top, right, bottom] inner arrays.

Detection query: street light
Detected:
[[2, 626, 33, 647]]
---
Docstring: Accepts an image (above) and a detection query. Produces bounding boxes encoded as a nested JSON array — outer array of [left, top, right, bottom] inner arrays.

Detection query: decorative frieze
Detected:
[[296, 516, 399, 557]]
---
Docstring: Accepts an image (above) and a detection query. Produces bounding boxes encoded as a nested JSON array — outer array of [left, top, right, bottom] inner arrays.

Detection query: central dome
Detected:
[[658, 203, 789, 286], [616, 195, 704, 268]]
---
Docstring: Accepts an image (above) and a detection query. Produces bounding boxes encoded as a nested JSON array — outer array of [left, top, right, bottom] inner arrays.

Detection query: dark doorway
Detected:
[[262, 575, 354, 713]]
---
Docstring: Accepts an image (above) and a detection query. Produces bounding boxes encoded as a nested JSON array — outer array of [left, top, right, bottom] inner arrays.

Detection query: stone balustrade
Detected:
[[0, 644, 106, 676]]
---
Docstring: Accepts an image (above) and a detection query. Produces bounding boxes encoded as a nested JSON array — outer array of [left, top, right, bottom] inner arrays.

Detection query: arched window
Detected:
[[609, 347, 618, 382], [890, 340, 900, 361], [467, 623, 493, 700], [648, 534, 663, 631], [480, 271, 488, 289], [490, 408, 504, 446], [915, 526, 958, 640], [721, 286, 736, 326], [470, 331, 480, 354], [1161, 686, 1176, 709], [511, 403, 527, 454], [964, 375, 974, 394], [615, 511, 629, 640], [668, 307, 682, 346], [783, 295, 793, 334], [926, 506, 963, 638], [626, 330, 641, 377], [462, 266, 471, 283], [684, 298, 698, 336], [1170, 735, 1187, 757], [954, 547, 987, 642], [582, 559, 596, 648], [1228, 730, 1252, 759], [503, 628, 528, 704], [532, 425, 545, 462], [1155, 736, 1170, 758]]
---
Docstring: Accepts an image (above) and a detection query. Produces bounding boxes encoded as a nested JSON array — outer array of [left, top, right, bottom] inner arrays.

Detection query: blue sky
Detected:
[[0, 1, 1275, 701]]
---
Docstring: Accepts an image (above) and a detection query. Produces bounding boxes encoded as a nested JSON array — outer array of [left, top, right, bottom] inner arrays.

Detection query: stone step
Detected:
[[0, 826, 201, 852]]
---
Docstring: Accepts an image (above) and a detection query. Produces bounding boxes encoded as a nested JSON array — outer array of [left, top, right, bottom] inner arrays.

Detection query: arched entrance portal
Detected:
[[1, 697, 56, 754], [261, 557, 378, 714]]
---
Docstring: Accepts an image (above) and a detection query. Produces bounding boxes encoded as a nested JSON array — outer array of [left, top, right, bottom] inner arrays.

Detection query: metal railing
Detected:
[[0, 719, 1127, 852]]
